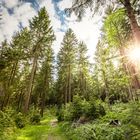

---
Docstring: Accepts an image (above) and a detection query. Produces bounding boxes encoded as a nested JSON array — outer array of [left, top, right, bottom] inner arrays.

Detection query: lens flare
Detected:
[[128, 47, 140, 62]]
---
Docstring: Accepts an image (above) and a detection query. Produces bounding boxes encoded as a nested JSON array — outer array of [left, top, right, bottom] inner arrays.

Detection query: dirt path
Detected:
[[12, 116, 67, 140], [46, 119, 67, 140]]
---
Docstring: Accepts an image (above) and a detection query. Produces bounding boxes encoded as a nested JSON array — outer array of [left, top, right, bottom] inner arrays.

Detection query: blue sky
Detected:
[[0, 0, 101, 61]]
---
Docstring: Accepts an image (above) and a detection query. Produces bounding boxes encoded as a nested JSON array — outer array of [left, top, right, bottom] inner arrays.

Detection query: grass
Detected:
[[7, 112, 67, 140]]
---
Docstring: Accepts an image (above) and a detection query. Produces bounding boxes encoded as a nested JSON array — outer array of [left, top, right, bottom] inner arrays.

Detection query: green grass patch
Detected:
[[7, 111, 67, 140]]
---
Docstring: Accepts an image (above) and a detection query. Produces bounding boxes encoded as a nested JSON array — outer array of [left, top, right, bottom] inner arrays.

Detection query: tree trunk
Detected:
[[64, 73, 68, 104], [68, 64, 72, 102], [1, 61, 18, 110], [17, 91, 23, 111], [124, 0, 140, 44], [40, 71, 49, 117], [40, 91, 45, 117], [129, 63, 140, 89], [23, 56, 38, 114]]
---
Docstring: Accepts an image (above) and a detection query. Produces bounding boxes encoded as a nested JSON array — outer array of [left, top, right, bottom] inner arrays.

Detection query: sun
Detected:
[[128, 47, 140, 63]]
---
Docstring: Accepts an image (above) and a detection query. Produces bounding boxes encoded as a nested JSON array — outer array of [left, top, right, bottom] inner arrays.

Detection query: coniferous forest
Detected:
[[0, 0, 140, 140]]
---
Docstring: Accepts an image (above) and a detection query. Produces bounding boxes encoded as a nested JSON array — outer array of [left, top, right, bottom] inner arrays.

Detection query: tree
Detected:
[[66, 0, 140, 47], [0, 28, 31, 110], [103, 8, 139, 97], [56, 29, 78, 104], [76, 41, 90, 99], [34, 46, 54, 117], [23, 7, 55, 113], [93, 38, 131, 104]]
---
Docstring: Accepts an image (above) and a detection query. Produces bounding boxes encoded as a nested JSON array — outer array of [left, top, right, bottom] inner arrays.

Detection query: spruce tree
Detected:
[[56, 29, 78, 104], [24, 7, 55, 113]]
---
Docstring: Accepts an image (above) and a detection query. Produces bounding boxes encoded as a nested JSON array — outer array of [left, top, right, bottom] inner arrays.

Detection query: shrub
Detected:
[[98, 104, 106, 117], [56, 106, 65, 122], [30, 114, 41, 124], [0, 111, 14, 128], [57, 95, 106, 122], [0, 109, 16, 140], [14, 112, 25, 128]]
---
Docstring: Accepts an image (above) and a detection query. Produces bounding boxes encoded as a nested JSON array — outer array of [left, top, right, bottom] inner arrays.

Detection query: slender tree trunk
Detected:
[[68, 64, 72, 102], [6, 61, 18, 106], [129, 63, 140, 89], [102, 68, 110, 107], [17, 91, 23, 111], [40, 91, 45, 117], [64, 72, 68, 104], [40, 72, 49, 117], [24, 55, 38, 114], [124, 0, 140, 44], [1, 61, 18, 110]]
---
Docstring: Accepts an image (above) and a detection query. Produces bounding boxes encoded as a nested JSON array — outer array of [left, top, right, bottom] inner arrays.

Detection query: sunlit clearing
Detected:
[[128, 47, 140, 63]]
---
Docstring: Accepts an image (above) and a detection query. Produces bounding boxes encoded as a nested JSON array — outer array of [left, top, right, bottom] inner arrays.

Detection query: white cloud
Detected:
[[0, 1, 36, 42], [14, 3, 37, 27], [52, 31, 65, 54], [3, 0, 19, 9], [57, 0, 72, 11], [0, 7, 19, 42]]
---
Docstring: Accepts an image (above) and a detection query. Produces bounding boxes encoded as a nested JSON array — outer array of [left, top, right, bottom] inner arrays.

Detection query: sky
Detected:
[[0, 0, 102, 61]]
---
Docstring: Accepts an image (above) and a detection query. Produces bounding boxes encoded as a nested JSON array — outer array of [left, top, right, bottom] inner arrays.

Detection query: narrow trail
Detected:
[[12, 116, 67, 140]]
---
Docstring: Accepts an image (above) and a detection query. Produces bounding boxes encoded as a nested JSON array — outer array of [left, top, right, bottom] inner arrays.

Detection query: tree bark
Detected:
[[40, 71, 49, 117], [64, 72, 68, 104], [124, 0, 140, 44], [1, 61, 18, 110], [68, 64, 72, 102], [24, 55, 38, 114], [40, 91, 45, 117]]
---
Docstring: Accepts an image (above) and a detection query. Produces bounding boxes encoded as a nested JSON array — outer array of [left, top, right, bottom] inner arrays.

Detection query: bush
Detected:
[[56, 106, 64, 122], [57, 95, 106, 122], [14, 112, 25, 128], [59, 101, 140, 140], [0, 109, 16, 140], [30, 114, 41, 124], [98, 104, 106, 117], [0, 111, 14, 129]]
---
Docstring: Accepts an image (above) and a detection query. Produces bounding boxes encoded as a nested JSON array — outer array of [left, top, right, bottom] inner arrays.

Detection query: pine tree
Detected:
[[34, 46, 54, 117], [76, 41, 90, 99], [24, 7, 55, 113], [56, 29, 78, 104]]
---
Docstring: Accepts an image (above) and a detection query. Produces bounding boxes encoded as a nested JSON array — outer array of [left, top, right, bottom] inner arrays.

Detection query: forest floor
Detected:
[[10, 113, 67, 140]]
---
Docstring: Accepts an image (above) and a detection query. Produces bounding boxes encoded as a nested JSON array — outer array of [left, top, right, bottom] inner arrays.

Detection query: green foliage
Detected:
[[56, 106, 64, 122], [68, 123, 125, 140], [0, 108, 16, 139], [56, 28, 78, 104], [0, 110, 14, 129], [14, 112, 26, 128], [57, 95, 106, 122], [30, 114, 41, 124], [60, 102, 140, 140], [127, 102, 140, 129]]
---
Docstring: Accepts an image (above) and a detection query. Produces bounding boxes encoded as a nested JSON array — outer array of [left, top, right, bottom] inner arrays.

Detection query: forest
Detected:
[[0, 0, 140, 139]]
